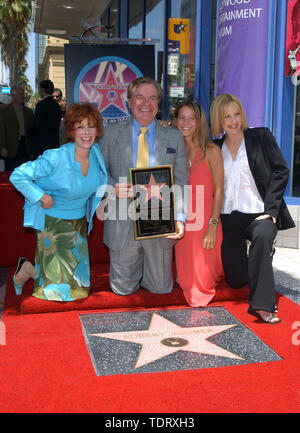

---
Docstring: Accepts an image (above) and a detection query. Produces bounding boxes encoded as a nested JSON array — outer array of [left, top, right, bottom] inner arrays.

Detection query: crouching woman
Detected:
[[10, 103, 107, 301]]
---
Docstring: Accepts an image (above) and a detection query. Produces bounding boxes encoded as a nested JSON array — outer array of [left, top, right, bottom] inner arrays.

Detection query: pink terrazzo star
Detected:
[[90, 313, 243, 369]]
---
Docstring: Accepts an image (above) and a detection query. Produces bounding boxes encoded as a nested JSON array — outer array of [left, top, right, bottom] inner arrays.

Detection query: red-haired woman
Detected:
[[10, 103, 107, 301]]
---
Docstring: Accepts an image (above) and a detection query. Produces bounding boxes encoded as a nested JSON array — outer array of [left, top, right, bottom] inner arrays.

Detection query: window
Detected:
[[167, 0, 197, 119], [109, 0, 119, 38], [129, 0, 143, 38]]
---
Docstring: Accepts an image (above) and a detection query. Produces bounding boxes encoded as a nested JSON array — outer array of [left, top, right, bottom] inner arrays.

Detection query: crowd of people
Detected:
[[5, 76, 294, 324], [0, 79, 65, 172]]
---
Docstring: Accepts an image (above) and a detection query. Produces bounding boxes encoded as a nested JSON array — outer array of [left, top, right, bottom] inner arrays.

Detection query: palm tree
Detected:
[[18, 60, 33, 101], [0, 0, 32, 86]]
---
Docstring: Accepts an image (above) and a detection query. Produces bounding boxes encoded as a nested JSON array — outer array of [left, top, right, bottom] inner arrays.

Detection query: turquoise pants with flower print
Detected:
[[33, 215, 91, 301]]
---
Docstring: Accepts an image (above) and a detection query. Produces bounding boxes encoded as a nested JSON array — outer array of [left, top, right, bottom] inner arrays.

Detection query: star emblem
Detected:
[[174, 21, 187, 34], [87, 63, 128, 114], [139, 174, 166, 203], [90, 313, 244, 369]]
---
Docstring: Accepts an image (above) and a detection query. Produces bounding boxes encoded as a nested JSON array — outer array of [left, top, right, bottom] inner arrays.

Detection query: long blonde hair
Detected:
[[173, 100, 208, 157]]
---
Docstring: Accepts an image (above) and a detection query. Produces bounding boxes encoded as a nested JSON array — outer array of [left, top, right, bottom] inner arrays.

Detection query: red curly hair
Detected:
[[64, 102, 103, 140]]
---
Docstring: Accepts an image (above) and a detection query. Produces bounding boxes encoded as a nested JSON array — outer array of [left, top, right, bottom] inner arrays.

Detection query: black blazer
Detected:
[[214, 127, 295, 231], [31, 95, 62, 158]]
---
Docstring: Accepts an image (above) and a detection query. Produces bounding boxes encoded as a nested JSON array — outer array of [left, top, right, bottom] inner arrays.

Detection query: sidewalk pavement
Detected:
[[0, 247, 299, 319], [272, 247, 300, 306]]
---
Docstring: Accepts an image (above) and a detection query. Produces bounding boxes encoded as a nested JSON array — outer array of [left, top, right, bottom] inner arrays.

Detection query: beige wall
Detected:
[[38, 36, 68, 99]]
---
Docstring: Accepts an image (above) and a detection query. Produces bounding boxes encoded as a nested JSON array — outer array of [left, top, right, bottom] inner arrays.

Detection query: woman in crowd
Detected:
[[10, 102, 107, 302], [210, 93, 295, 323], [173, 100, 224, 307]]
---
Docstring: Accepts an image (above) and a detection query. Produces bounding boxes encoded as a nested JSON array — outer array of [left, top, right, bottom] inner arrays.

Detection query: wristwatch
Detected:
[[209, 217, 219, 226]]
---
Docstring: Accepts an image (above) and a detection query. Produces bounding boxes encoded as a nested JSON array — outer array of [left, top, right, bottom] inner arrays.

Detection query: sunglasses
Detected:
[[174, 98, 202, 116]]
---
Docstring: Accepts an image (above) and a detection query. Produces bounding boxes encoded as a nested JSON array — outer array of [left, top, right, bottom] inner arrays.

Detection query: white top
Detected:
[[221, 140, 264, 214]]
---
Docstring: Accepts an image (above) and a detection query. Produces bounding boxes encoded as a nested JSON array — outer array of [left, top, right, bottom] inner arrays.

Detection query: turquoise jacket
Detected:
[[10, 142, 107, 234]]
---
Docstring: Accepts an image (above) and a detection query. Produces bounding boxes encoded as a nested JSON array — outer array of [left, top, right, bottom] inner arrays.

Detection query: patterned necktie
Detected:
[[136, 126, 149, 167]]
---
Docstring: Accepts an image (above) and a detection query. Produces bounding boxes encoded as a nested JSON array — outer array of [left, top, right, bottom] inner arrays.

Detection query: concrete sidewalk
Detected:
[[273, 247, 300, 306]]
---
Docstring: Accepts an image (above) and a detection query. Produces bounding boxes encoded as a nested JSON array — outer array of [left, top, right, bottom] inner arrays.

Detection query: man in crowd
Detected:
[[52, 87, 67, 145], [31, 79, 61, 159], [52, 88, 62, 103], [0, 85, 33, 171]]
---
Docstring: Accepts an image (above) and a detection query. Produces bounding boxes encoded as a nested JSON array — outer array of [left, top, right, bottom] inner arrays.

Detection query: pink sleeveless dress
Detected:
[[175, 149, 223, 306]]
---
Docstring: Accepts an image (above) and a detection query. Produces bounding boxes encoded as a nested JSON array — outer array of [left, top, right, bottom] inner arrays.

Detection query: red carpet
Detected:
[[1, 267, 300, 413], [0, 293, 299, 413], [4, 264, 249, 315]]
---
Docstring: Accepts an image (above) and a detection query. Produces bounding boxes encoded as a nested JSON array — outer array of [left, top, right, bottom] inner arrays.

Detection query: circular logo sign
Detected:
[[74, 56, 143, 125]]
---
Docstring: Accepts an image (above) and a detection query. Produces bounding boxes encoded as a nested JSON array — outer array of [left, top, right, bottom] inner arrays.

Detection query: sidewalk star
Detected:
[[90, 312, 243, 369]]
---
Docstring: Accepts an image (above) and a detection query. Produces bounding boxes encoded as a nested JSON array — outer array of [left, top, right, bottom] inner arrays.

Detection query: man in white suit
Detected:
[[100, 77, 188, 296]]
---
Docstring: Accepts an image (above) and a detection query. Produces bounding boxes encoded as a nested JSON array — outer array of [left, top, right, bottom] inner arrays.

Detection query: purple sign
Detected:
[[216, 0, 269, 127]]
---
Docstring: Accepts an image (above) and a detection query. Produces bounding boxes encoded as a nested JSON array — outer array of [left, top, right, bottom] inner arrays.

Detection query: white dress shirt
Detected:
[[221, 140, 264, 214]]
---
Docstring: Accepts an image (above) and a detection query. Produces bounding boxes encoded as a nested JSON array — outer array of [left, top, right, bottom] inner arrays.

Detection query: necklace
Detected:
[[187, 147, 198, 168]]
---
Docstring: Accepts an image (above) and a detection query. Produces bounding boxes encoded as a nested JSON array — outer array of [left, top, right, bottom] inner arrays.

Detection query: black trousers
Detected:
[[220, 211, 278, 312]]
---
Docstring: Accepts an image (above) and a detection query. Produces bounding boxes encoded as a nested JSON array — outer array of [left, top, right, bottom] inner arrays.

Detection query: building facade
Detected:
[[35, 34, 68, 97]]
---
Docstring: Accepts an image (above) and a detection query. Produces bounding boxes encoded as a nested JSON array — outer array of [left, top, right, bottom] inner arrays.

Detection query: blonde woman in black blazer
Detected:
[[210, 94, 295, 324]]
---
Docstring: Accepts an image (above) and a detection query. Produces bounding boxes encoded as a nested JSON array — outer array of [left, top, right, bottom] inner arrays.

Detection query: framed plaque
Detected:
[[129, 165, 177, 240]]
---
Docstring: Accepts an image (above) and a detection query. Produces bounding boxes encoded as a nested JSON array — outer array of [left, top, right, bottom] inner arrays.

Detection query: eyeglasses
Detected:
[[134, 95, 159, 104], [223, 113, 241, 123]]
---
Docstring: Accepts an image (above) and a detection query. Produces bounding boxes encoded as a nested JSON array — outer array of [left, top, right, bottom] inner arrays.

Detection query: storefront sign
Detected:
[[168, 18, 190, 55], [169, 86, 184, 98], [167, 54, 179, 75], [215, 0, 269, 127]]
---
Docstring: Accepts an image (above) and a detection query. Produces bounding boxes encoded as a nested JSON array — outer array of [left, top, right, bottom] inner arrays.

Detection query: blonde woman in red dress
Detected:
[[173, 100, 224, 307]]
